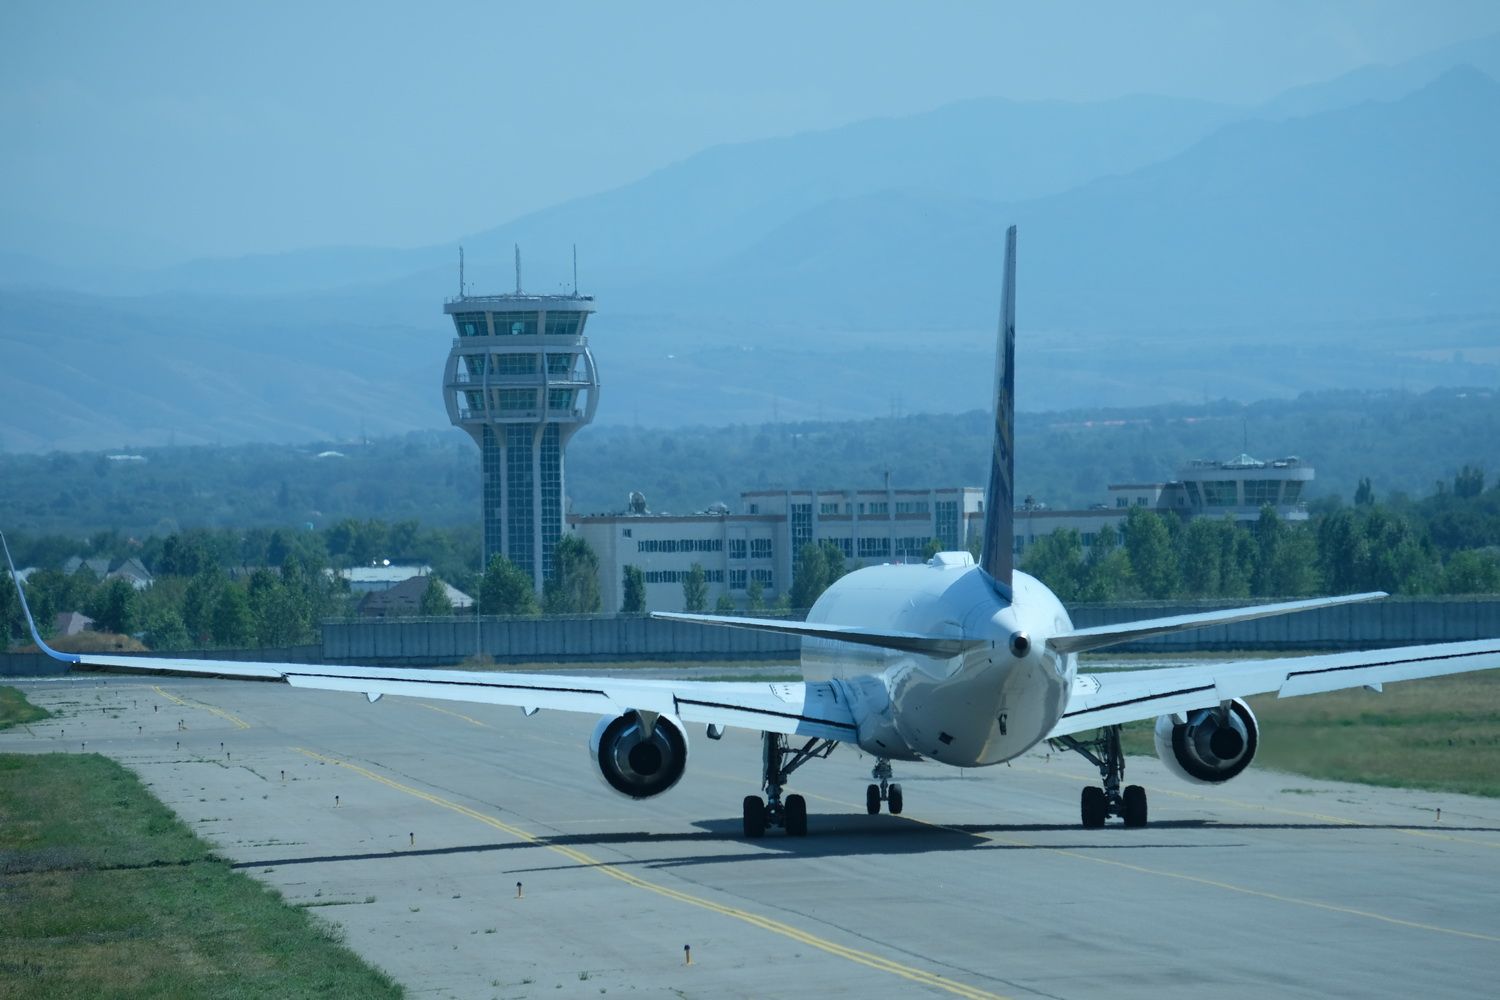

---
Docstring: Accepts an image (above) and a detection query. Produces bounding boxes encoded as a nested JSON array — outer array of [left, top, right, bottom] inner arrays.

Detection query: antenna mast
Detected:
[[514, 244, 522, 295], [572, 243, 578, 295], [458, 246, 465, 298]]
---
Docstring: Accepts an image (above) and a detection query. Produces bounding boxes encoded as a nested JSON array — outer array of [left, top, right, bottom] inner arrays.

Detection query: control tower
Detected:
[[442, 277, 599, 593]]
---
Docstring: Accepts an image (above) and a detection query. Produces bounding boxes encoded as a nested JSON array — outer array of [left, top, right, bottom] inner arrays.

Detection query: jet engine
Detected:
[[589, 711, 689, 799], [1153, 698, 1258, 784]]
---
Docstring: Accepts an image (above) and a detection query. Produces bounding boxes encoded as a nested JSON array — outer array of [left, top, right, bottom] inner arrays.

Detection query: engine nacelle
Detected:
[[1154, 698, 1259, 785], [589, 711, 689, 799]]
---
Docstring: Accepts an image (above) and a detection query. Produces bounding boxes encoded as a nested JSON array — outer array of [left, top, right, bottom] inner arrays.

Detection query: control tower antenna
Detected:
[[572, 244, 578, 296], [514, 244, 522, 294], [458, 246, 465, 298]]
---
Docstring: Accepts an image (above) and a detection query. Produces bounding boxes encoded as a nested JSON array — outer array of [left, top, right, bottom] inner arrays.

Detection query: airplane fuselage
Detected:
[[800, 556, 1076, 767]]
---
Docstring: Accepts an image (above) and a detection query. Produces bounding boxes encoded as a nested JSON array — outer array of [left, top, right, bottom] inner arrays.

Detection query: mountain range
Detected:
[[2, 33, 1498, 452]]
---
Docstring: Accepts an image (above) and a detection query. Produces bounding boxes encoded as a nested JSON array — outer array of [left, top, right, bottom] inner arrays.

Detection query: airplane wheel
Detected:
[[1122, 785, 1148, 828], [785, 794, 808, 837], [866, 783, 881, 814], [1080, 786, 1107, 829], [743, 795, 767, 838], [887, 783, 904, 815]]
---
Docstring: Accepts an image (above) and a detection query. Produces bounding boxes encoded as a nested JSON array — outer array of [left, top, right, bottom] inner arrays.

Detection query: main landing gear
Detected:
[[1051, 725, 1148, 829], [865, 757, 903, 815], [742, 732, 836, 838]]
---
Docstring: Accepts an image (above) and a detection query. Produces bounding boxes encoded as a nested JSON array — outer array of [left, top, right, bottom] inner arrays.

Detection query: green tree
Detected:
[[1079, 524, 1132, 602], [1, 569, 23, 649], [714, 593, 735, 613], [182, 570, 225, 645], [248, 569, 312, 646], [1441, 550, 1500, 594], [621, 565, 646, 613], [544, 535, 601, 614], [790, 543, 829, 609], [1454, 465, 1486, 499], [922, 537, 944, 561], [86, 577, 138, 635], [1354, 477, 1375, 506], [1123, 507, 1178, 599], [1020, 529, 1085, 602], [211, 585, 256, 647], [480, 555, 539, 616], [418, 575, 454, 616], [141, 606, 191, 651], [681, 563, 708, 613], [746, 575, 766, 612]]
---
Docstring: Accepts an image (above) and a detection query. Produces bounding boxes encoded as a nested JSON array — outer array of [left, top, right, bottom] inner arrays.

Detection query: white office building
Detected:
[[571, 487, 985, 613]]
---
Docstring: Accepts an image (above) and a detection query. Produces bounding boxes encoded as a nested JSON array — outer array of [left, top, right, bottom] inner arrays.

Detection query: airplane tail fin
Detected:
[[978, 225, 1017, 592], [2, 529, 80, 664]]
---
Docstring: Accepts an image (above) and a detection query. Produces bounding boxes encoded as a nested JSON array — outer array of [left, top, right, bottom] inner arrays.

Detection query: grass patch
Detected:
[[0, 753, 404, 998], [0, 686, 51, 731], [1119, 672, 1500, 797]]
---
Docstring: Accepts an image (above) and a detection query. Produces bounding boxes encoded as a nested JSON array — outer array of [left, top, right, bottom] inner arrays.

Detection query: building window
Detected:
[[894, 500, 927, 514], [622, 528, 632, 538], [748, 503, 759, 514], [497, 388, 536, 412], [1244, 480, 1280, 506], [1116, 497, 1128, 508], [1135, 496, 1148, 506], [729, 538, 747, 559], [1201, 480, 1239, 506], [791, 502, 813, 549], [820, 502, 839, 515], [935, 500, 959, 550], [750, 538, 772, 559], [494, 353, 536, 375], [831, 537, 853, 557], [868, 501, 889, 515], [858, 537, 891, 559], [544, 313, 581, 337], [547, 388, 576, 412], [637, 538, 724, 554], [729, 569, 747, 590], [750, 568, 774, 587], [452, 312, 488, 337], [492, 312, 539, 336], [504, 424, 535, 577]]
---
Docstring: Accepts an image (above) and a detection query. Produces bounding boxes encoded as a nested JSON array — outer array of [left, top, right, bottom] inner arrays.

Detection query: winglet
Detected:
[[979, 225, 1017, 591], [1, 529, 80, 664]]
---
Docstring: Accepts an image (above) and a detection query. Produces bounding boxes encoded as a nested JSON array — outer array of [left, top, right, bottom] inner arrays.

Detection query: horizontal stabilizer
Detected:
[[1045, 592, 1388, 655], [651, 612, 981, 657]]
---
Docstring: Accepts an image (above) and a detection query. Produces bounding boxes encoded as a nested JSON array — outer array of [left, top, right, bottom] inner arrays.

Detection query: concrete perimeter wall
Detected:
[[322, 615, 797, 666], [4, 598, 1498, 676]]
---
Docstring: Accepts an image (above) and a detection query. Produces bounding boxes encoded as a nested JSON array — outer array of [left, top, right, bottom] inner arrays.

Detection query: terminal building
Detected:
[[572, 455, 1312, 612], [1014, 454, 1313, 555], [571, 487, 985, 612], [442, 274, 600, 594]]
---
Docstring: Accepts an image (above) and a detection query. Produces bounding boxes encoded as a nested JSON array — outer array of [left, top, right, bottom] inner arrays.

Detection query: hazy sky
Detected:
[[4, 1, 1499, 265]]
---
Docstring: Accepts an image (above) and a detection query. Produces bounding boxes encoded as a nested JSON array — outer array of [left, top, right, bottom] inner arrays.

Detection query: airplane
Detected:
[[6, 226, 1499, 837]]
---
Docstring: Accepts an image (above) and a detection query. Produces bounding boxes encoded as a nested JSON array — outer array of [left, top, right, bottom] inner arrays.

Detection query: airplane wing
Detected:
[[2, 535, 855, 742], [650, 611, 980, 656], [1044, 592, 1388, 654], [1048, 638, 1500, 739]]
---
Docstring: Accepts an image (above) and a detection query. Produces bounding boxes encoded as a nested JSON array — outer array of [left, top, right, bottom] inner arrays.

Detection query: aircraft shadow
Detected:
[[230, 817, 1500, 872]]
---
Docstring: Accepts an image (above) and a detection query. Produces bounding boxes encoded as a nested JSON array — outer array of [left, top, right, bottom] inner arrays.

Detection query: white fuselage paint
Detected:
[[800, 558, 1076, 767]]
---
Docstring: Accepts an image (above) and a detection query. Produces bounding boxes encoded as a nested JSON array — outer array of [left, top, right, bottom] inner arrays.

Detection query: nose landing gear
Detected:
[[1053, 724, 1148, 828], [865, 757, 903, 815]]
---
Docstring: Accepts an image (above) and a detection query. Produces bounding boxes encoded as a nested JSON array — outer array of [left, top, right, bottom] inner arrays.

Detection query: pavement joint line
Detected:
[[742, 768, 1500, 946], [290, 746, 1011, 1000], [415, 702, 493, 729], [151, 684, 252, 730], [1008, 761, 1500, 850], [880, 802, 1500, 945]]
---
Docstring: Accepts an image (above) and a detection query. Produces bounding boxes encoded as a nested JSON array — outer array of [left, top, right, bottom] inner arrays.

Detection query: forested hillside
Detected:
[[0, 387, 1493, 539]]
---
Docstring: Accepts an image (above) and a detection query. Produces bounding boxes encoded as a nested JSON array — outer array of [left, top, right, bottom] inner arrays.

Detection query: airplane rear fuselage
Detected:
[[800, 559, 1075, 767]]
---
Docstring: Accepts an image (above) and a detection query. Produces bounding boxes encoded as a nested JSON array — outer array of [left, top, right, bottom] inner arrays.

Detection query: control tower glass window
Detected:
[[545, 314, 582, 337], [1244, 480, 1280, 507], [506, 425, 536, 577], [454, 312, 488, 337], [1200, 480, 1239, 506], [493, 312, 539, 336], [546, 353, 575, 377], [495, 354, 537, 376]]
